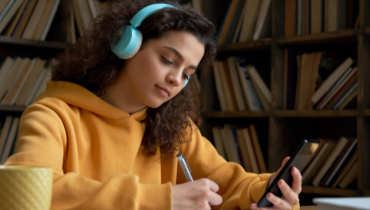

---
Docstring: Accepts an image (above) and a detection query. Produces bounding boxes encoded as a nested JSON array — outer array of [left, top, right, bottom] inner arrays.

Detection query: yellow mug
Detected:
[[0, 166, 53, 210]]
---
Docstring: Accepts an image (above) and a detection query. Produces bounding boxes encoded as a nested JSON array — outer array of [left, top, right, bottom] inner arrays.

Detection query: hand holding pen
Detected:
[[172, 153, 222, 210]]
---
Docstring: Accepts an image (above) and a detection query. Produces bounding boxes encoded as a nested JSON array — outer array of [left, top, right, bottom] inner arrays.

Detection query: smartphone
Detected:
[[257, 139, 321, 207]]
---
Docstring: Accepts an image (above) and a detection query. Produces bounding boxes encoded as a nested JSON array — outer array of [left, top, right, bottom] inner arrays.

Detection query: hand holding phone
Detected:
[[256, 139, 321, 208]]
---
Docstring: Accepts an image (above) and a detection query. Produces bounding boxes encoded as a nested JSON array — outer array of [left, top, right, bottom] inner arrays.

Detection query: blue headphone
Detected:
[[111, 3, 189, 89]]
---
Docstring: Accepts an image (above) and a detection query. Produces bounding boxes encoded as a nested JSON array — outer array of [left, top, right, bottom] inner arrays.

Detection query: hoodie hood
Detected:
[[34, 81, 147, 121]]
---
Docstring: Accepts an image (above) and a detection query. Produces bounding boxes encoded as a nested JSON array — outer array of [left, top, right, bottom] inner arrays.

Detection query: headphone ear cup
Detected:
[[111, 25, 143, 59], [183, 78, 189, 89]]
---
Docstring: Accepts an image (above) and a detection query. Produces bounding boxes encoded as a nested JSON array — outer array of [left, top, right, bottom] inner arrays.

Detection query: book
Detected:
[[212, 127, 226, 160], [312, 136, 349, 186], [3, 0, 29, 36], [218, 61, 238, 111], [32, 0, 57, 40], [310, 0, 322, 34], [301, 138, 326, 174], [311, 57, 353, 105], [228, 126, 245, 169], [338, 160, 357, 189], [23, 67, 48, 105], [12, 0, 38, 38], [76, 0, 93, 31], [236, 63, 264, 111], [212, 61, 227, 111], [253, 0, 271, 40], [0, 116, 13, 156], [241, 127, 259, 173], [332, 149, 357, 188], [87, 0, 98, 19], [323, 68, 357, 110], [47, 0, 75, 44], [218, 0, 245, 44], [0, 1, 12, 16], [30, 67, 51, 102], [334, 82, 357, 110], [249, 125, 267, 173], [232, 2, 247, 43], [0, 58, 28, 100], [0, 57, 15, 86], [236, 128, 253, 172], [307, 52, 322, 110], [21, 0, 48, 39], [0, 117, 19, 164], [285, 0, 296, 37], [320, 137, 357, 187], [239, 0, 261, 42], [317, 67, 357, 110], [297, 53, 316, 110], [251, 71, 270, 111], [284, 49, 300, 110], [220, 127, 241, 164], [1, 58, 35, 105], [248, 66, 271, 104], [39, 0, 60, 40], [227, 57, 246, 111], [327, 0, 346, 32], [313, 197, 370, 210], [301, 139, 336, 185], [14, 58, 46, 105], [0, 0, 25, 34]]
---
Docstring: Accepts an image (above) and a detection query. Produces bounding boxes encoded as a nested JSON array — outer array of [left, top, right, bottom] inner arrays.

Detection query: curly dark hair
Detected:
[[51, 0, 218, 160]]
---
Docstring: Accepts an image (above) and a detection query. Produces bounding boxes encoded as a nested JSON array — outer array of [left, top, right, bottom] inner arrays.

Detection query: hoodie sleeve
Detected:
[[4, 104, 172, 210], [179, 123, 300, 210]]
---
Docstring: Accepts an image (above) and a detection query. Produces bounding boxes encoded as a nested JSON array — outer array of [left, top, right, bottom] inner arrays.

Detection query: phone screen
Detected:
[[257, 139, 321, 207]]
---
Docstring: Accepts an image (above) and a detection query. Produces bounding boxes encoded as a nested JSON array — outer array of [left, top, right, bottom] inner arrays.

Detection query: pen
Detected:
[[176, 153, 193, 182]]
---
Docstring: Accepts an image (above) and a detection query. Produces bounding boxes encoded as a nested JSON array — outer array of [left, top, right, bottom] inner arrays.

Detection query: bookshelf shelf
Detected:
[[302, 186, 361, 197], [203, 111, 270, 118], [0, 36, 71, 50], [273, 110, 359, 117], [203, 110, 359, 118], [362, 110, 370, 116], [218, 39, 272, 53], [0, 105, 26, 112], [277, 28, 361, 45]]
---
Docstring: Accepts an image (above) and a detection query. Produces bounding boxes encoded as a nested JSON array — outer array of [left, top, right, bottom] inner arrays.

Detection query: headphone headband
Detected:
[[130, 3, 176, 28]]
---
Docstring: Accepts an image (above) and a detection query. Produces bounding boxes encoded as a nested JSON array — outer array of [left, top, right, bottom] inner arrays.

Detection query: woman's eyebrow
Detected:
[[163, 46, 198, 70]]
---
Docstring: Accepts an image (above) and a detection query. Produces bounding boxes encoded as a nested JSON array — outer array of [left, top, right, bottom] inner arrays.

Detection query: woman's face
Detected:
[[113, 30, 205, 111]]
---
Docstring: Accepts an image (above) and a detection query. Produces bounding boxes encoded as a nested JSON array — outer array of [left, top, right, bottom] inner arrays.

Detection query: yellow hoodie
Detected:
[[5, 81, 299, 210]]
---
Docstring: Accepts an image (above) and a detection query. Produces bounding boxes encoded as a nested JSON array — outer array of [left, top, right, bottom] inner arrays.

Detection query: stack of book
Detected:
[[0, 56, 52, 106], [0, 0, 61, 40], [0, 116, 20, 164], [212, 57, 271, 111], [284, 51, 357, 110], [0, 0, 107, 43], [301, 137, 358, 189], [217, 0, 272, 44], [212, 125, 267, 173], [285, 0, 359, 36]]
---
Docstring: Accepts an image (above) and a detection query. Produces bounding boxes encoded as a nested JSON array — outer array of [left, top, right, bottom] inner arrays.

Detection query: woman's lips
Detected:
[[156, 85, 170, 97]]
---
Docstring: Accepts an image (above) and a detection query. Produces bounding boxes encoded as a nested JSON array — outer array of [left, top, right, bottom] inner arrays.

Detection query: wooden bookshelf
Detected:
[[0, 105, 26, 112], [200, 0, 370, 202], [0, 35, 71, 58], [302, 186, 361, 197]]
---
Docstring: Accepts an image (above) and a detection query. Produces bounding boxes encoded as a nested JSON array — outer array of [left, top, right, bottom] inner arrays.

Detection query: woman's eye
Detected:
[[161, 56, 173, 65], [183, 73, 189, 80]]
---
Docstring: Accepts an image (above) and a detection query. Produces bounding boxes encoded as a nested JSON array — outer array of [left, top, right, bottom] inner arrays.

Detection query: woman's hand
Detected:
[[172, 178, 222, 210], [251, 157, 302, 210]]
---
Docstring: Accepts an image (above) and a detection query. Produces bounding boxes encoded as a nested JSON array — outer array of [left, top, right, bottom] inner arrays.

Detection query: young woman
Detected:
[[5, 0, 301, 209]]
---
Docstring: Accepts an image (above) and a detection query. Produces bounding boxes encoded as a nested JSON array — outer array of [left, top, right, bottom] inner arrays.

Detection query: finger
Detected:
[[290, 167, 302, 194], [278, 179, 300, 206], [208, 192, 223, 206], [200, 178, 219, 193], [250, 202, 279, 210], [266, 192, 291, 209]]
